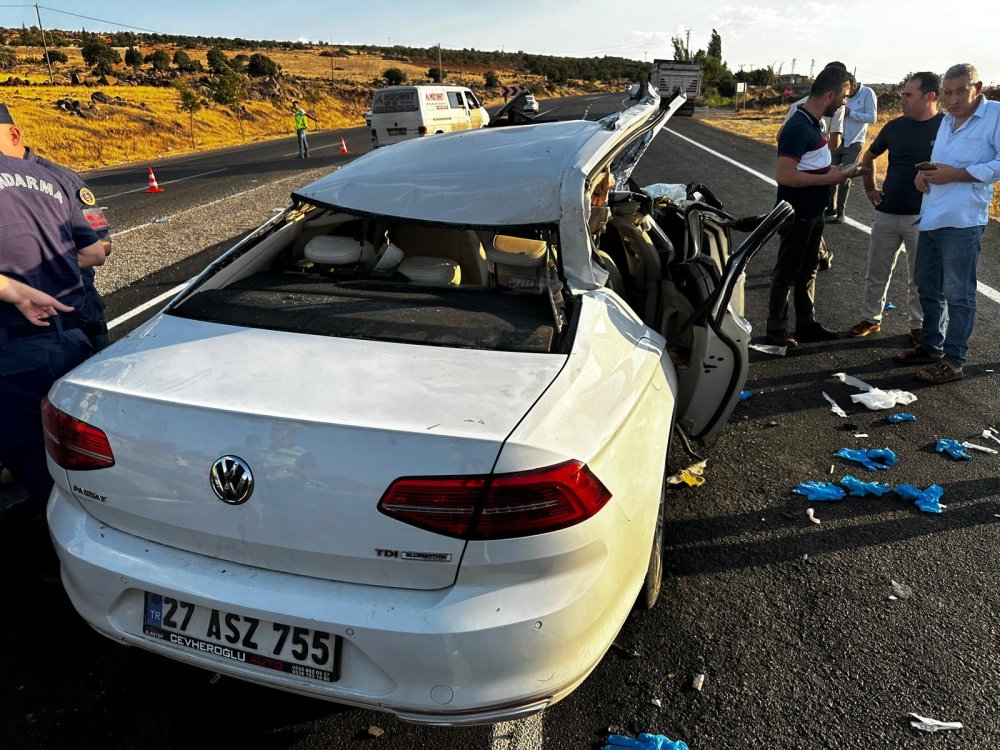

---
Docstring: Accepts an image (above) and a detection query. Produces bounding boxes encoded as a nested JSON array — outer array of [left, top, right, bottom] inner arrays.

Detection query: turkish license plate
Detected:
[[142, 592, 341, 683], [387, 127, 407, 136]]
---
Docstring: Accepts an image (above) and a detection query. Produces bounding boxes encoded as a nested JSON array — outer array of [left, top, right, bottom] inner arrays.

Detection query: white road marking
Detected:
[[100, 168, 228, 199], [107, 282, 187, 330], [490, 712, 544, 750], [666, 126, 1000, 305]]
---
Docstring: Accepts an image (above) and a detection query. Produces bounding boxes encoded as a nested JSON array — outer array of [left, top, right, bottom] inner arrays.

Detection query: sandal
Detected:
[[914, 361, 964, 383], [895, 345, 943, 365]]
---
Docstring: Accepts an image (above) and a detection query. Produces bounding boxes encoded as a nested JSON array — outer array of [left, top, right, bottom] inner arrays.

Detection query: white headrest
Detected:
[[304, 235, 365, 265], [398, 257, 461, 286], [488, 235, 547, 267]]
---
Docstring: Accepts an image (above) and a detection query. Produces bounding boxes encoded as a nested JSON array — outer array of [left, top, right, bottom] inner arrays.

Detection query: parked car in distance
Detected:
[[45, 86, 791, 726], [364, 108, 372, 127], [369, 84, 489, 147], [523, 93, 539, 114]]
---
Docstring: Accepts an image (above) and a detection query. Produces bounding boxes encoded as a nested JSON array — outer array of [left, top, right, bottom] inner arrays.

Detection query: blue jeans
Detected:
[[296, 129, 309, 158], [914, 226, 985, 367]]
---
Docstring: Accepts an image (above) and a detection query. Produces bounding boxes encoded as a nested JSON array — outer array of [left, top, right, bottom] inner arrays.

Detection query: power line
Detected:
[[36, 5, 163, 33]]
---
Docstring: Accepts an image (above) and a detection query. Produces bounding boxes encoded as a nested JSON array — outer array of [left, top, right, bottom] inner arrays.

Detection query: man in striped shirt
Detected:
[[767, 66, 858, 348]]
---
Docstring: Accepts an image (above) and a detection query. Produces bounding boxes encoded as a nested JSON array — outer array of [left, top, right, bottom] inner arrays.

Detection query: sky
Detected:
[[1, 0, 998, 85]]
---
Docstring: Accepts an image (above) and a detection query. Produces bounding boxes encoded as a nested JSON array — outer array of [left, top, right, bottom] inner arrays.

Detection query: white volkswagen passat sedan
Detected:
[[45, 86, 790, 725]]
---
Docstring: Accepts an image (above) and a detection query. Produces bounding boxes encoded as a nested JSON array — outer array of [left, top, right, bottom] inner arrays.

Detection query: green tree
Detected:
[[124, 46, 142, 68], [206, 47, 230, 74], [145, 49, 171, 72], [81, 40, 120, 74], [383, 67, 407, 85], [484, 70, 499, 88], [707, 29, 722, 61], [671, 36, 690, 62], [211, 69, 247, 140], [175, 83, 202, 149], [0, 45, 15, 70], [246, 52, 279, 77], [427, 66, 443, 83], [172, 50, 199, 72], [45, 49, 69, 65], [230, 54, 249, 73]]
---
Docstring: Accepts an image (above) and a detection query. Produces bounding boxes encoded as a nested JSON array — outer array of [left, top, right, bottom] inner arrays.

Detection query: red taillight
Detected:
[[418, 126, 428, 135], [41, 398, 115, 471], [378, 461, 611, 540]]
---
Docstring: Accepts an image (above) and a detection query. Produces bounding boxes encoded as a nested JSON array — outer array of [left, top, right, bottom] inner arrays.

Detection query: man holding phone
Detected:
[[849, 72, 943, 342], [897, 63, 1000, 383]]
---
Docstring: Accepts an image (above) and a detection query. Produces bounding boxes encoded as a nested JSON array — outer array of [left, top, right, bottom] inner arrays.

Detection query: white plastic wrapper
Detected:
[[750, 343, 787, 356], [822, 391, 848, 418], [643, 183, 688, 203], [907, 713, 963, 732], [833, 373, 917, 410]]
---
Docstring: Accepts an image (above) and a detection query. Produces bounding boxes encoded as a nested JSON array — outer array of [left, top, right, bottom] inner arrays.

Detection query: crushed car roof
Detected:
[[294, 93, 667, 227]]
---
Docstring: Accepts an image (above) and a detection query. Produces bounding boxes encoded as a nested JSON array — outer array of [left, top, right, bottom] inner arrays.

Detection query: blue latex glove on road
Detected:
[[604, 733, 690, 750], [840, 475, 891, 497], [883, 301, 897, 311], [836, 447, 898, 471], [936, 439, 972, 460], [887, 413, 916, 424], [793, 481, 846, 501], [739, 389, 751, 401], [895, 483, 945, 513]]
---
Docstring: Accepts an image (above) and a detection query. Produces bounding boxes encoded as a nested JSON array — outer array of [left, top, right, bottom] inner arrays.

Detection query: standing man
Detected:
[[898, 63, 1000, 383], [850, 72, 943, 343], [827, 75, 878, 223], [291, 100, 318, 159], [767, 66, 858, 347], [0, 153, 105, 515], [0, 104, 112, 350]]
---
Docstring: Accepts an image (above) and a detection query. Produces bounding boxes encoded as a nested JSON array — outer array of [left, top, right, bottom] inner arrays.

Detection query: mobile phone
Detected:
[[840, 161, 860, 174], [915, 161, 937, 171]]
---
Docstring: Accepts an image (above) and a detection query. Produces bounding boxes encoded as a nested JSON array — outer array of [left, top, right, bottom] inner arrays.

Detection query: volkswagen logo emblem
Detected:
[[210, 455, 254, 505]]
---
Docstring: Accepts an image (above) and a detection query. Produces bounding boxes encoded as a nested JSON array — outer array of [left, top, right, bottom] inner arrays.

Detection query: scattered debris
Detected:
[[898, 309, 910, 317], [794, 481, 845, 501], [896, 484, 945, 513], [833, 372, 917, 410], [836, 447, 898, 471], [982, 428, 1000, 445], [604, 732, 690, 750], [666, 460, 707, 487], [841, 475, 891, 497], [649, 697, 663, 708], [962, 441, 998, 455], [888, 413, 917, 424], [209, 673, 221, 685], [936, 439, 972, 461], [367, 725, 385, 738], [739, 389, 751, 401], [829, 464, 835, 474], [854, 433, 869, 438], [883, 301, 897, 311], [611, 643, 641, 658], [822, 391, 848, 418], [691, 673, 705, 691], [806, 508, 821, 525], [891, 580, 913, 599], [907, 713, 962, 733], [749, 343, 787, 356]]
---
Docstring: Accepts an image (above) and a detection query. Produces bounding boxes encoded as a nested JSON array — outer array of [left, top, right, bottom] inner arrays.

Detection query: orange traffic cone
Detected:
[[144, 167, 165, 194], [339, 136, 349, 156]]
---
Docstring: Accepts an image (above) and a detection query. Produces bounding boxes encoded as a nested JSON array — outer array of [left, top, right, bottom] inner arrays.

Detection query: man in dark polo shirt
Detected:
[[849, 72, 944, 343], [0, 153, 105, 514], [767, 66, 857, 347]]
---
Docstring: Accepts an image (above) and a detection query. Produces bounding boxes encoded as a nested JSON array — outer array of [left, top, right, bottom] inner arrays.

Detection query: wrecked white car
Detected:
[[44, 87, 791, 725]]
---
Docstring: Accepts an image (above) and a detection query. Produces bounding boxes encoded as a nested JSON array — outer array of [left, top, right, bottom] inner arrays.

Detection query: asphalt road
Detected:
[[3, 93, 1000, 749]]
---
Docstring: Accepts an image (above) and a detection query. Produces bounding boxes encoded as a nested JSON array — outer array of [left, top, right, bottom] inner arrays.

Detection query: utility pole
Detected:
[[809, 59, 815, 78], [791, 58, 796, 75], [685, 28, 691, 61], [437, 42, 442, 82], [35, 4, 54, 85]]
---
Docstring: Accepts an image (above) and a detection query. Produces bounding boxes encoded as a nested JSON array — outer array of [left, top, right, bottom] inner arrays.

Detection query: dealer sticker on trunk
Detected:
[[143, 592, 341, 683]]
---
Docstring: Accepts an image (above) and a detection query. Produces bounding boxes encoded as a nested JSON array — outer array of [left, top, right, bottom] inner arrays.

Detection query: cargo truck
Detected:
[[651, 60, 703, 116]]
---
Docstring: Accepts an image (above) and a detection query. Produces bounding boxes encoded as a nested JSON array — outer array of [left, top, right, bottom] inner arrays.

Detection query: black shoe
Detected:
[[818, 251, 833, 271], [794, 322, 839, 342], [765, 330, 798, 348]]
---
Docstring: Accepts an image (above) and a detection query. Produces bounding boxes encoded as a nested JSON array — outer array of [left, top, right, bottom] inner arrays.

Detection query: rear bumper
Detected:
[[48, 489, 635, 725]]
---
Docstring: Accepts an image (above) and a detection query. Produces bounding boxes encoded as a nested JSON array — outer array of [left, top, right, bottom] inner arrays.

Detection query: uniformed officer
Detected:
[[0, 103, 113, 350], [0, 151, 105, 515]]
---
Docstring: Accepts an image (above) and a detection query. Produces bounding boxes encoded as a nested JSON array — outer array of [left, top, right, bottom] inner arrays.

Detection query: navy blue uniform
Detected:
[[23, 146, 112, 350], [0, 154, 99, 512]]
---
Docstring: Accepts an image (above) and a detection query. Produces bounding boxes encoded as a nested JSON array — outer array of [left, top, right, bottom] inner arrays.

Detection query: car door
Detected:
[[668, 201, 794, 442]]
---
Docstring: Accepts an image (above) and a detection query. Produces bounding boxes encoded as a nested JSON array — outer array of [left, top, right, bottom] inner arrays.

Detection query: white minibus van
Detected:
[[370, 85, 490, 147]]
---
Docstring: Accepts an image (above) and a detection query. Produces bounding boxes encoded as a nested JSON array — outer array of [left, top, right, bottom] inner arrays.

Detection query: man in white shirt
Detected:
[[826, 76, 877, 223], [896, 63, 1000, 383]]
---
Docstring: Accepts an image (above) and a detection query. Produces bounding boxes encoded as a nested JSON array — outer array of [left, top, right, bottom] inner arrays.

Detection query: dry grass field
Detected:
[[701, 107, 1000, 222], [0, 45, 569, 171]]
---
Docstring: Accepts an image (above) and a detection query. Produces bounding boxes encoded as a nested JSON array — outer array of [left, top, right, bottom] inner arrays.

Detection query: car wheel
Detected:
[[636, 481, 665, 611]]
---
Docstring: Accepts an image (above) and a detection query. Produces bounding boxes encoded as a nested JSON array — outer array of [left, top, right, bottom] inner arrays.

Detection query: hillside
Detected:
[[0, 35, 641, 172]]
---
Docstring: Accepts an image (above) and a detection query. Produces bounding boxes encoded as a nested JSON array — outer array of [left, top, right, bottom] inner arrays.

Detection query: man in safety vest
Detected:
[[292, 100, 319, 159]]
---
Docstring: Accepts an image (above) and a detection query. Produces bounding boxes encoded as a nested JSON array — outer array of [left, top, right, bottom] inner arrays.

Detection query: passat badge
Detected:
[[210, 456, 254, 505]]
